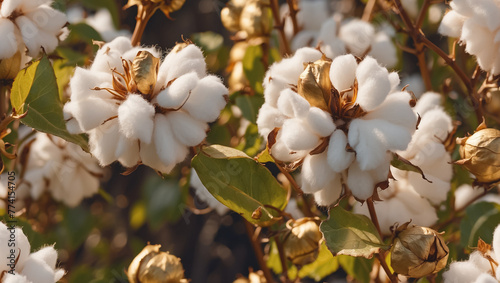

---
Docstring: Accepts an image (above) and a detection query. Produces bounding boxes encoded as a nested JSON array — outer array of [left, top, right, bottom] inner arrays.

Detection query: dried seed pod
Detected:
[[390, 223, 449, 278], [0, 51, 22, 80], [158, 0, 186, 17], [127, 244, 187, 283], [132, 51, 160, 97], [457, 127, 500, 183], [239, 1, 272, 38], [297, 59, 333, 112], [282, 218, 322, 266]]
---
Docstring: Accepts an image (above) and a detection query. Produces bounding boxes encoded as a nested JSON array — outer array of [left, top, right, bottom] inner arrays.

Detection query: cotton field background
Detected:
[[1, 0, 500, 282]]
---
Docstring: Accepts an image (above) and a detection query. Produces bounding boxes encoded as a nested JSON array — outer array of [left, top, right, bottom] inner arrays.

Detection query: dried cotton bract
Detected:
[[439, 0, 500, 75], [18, 133, 103, 207], [64, 37, 228, 173], [257, 49, 416, 203], [0, 221, 65, 283]]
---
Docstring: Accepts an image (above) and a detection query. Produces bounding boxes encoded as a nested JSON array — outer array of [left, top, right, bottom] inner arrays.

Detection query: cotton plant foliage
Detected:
[[0, 221, 65, 283], [18, 132, 103, 207], [439, 0, 500, 75], [354, 92, 454, 234], [63, 37, 228, 173], [257, 48, 417, 203]]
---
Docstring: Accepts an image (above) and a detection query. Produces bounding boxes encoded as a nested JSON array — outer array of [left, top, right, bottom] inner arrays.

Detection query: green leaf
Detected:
[[192, 145, 288, 226], [242, 45, 265, 94], [235, 94, 265, 124], [10, 56, 89, 151], [338, 255, 374, 283], [391, 153, 431, 183], [143, 176, 183, 229], [256, 147, 275, 163], [67, 23, 103, 45], [298, 242, 339, 280], [320, 206, 386, 258], [460, 202, 500, 248]]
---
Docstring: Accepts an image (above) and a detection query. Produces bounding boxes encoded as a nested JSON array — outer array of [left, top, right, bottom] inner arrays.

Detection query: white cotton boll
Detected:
[[3, 273, 31, 283], [284, 198, 305, 220], [22, 257, 56, 283], [23, 169, 46, 199], [369, 32, 398, 68], [0, 225, 31, 273], [400, 74, 425, 98], [0, 0, 23, 17], [291, 30, 317, 50], [439, 10, 466, 38], [168, 111, 208, 147], [313, 175, 343, 207], [320, 38, 347, 59], [191, 169, 228, 215], [29, 246, 58, 270], [411, 141, 447, 167], [470, 0, 500, 31], [418, 151, 453, 181], [417, 108, 453, 141], [63, 103, 84, 134], [161, 45, 206, 83], [257, 103, 286, 139], [443, 261, 484, 283], [277, 89, 311, 118], [298, 0, 330, 31], [370, 157, 391, 183], [454, 184, 482, 210], [281, 118, 319, 151], [462, 20, 494, 61], [16, 16, 42, 57], [327, 129, 354, 172], [364, 92, 417, 130], [0, 19, 19, 59], [388, 72, 400, 93], [293, 47, 324, 67], [69, 97, 117, 132], [118, 94, 155, 144], [356, 57, 391, 111], [474, 273, 498, 283], [469, 251, 493, 273], [300, 152, 334, 194], [88, 122, 121, 166], [414, 91, 442, 115], [26, 5, 67, 34], [396, 189, 439, 225], [182, 75, 227, 122], [115, 136, 140, 168], [330, 54, 357, 92], [407, 171, 449, 204], [69, 68, 110, 101], [101, 36, 132, 54], [263, 74, 290, 107], [305, 107, 336, 137], [156, 72, 198, 109], [153, 115, 183, 166], [339, 19, 375, 56], [271, 139, 307, 162], [450, 0, 475, 18], [317, 17, 339, 43], [139, 139, 174, 173], [347, 161, 375, 201]]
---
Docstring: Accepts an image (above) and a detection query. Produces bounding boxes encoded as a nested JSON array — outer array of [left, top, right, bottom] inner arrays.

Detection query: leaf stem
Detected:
[[130, 4, 158, 47], [244, 220, 276, 283], [269, 0, 292, 56]]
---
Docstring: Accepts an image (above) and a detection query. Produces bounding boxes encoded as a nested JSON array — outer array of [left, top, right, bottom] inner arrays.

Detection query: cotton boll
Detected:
[[26, 5, 66, 34], [63, 103, 84, 134], [16, 15, 42, 57], [161, 45, 206, 83], [414, 91, 442, 115], [305, 107, 336, 137], [327, 129, 354, 172], [417, 108, 453, 141], [407, 171, 449, 204], [263, 74, 290, 107], [363, 92, 417, 130], [139, 139, 175, 174], [271, 139, 307, 162], [469, 251, 493, 273], [182, 75, 227, 122], [70, 97, 117, 132], [300, 152, 334, 193], [347, 161, 375, 201], [297, 0, 330, 31], [122, 46, 160, 64], [442, 262, 484, 283], [88, 122, 121, 166], [355, 57, 391, 111], [0, 19, 19, 59], [2, 273, 31, 283], [320, 38, 346, 59], [292, 47, 324, 68], [23, 169, 46, 199], [454, 184, 483, 210], [115, 136, 140, 168], [339, 19, 375, 56], [330, 54, 357, 92], [313, 176, 343, 206], [0, 224, 31, 273], [291, 30, 317, 50], [22, 256, 57, 283], [153, 115, 187, 166], [410, 141, 447, 167], [439, 10, 466, 37], [317, 17, 339, 44], [69, 68, 111, 101], [257, 103, 286, 139], [277, 89, 311, 118], [474, 273, 498, 283], [118, 94, 155, 144], [369, 32, 398, 68], [156, 72, 198, 109], [280, 118, 319, 151], [168, 111, 208, 146], [469, 0, 500, 31], [418, 152, 452, 181], [388, 72, 400, 93]]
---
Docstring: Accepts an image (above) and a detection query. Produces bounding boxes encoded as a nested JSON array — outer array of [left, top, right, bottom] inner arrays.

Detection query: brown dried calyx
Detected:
[[124, 0, 186, 18], [0, 50, 22, 80], [456, 121, 500, 184], [282, 217, 322, 266], [221, 0, 272, 38], [390, 223, 449, 278], [127, 244, 188, 283]]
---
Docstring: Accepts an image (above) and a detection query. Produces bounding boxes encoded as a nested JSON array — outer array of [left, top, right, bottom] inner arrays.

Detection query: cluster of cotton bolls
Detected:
[[0, 0, 67, 59], [439, 0, 500, 75], [63, 37, 228, 173], [443, 223, 500, 282], [0, 221, 65, 283], [257, 47, 417, 203], [18, 132, 103, 207], [66, 7, 130, 42], [281, 0, 397, 67], [354, 92, 454, 234]]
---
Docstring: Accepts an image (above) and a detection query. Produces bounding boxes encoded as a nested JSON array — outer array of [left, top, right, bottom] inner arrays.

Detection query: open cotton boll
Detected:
[[313, 175, 343, 206], [355, 58, 391, 111], [70, 97, 117, 132], [300, 152, 335, 194], [417, 108, 453, 140], [161, 45, 206, 82], [89, 123, 121, 166], [69, 68, 111, 101], [363, 92, 417, 130], [26, 5, 67, 34], [369, 32, 398, 68], [0, 0, 23, 17], [297, 0, 330, 31], [118, 94, 155, 144], [291, 30, 317, 50], [327, 130, 354, 172], [0, 223, 30, 272], [22, 256, 57, 283], [305, 107, 336, 137], [281, 119, 319, 151], [153, 115, 181, 166], [16, 16, 42, 57], [167, 111, 208, 147], [0, 19, 19, 59], [63, 104, 84, 134], [156, 72, 198, 109], [271, 138, 308, 162], [439, 11, 466, 37], [330, 54, 357, 92], [388, 72, 400, 92], [339, 19, 375, 56], [115, 136, 140, 168], [277, 89, 311, 118], [347, 161, 376, 201], [443, 262, 485, 283], [139, 139, 175, 174], [256, 103, 286, 139], [408, 171, 449, 204], [3, 273, 30, 283], [182, 75, 227, 123], [414, 92, 442, 115]]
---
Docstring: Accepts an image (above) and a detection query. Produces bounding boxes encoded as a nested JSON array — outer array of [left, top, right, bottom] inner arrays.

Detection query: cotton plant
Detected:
[[257, 48, 417, 204], [63, 36, 228, 173], [354, 92, 454, 234], [66, 7, 131, 42], [439, 0, 500, 75], [190, 169, 228, 215], [0, 221, 65, 283], [17, 132, 103, 207]]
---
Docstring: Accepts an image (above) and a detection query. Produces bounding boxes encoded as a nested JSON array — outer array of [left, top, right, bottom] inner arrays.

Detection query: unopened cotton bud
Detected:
[[127, 244, 187, 283], [239, 1, 272, 38], [282, 218, 322, 266], [0, 50, 21, 80], [297, 58, 332, 112], [132, 51, 160, 97], [457, 128, 500, 183], [390, 224, 449, 278]]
